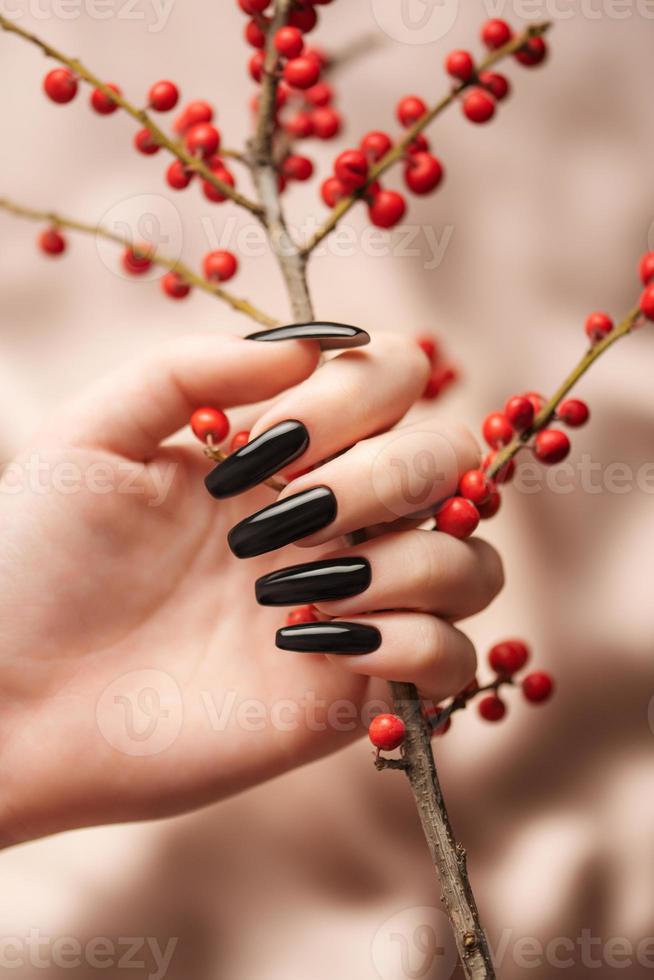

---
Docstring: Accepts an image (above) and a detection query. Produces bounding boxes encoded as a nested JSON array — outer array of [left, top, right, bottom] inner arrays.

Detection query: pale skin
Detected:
[[0, 331, 503, 846]]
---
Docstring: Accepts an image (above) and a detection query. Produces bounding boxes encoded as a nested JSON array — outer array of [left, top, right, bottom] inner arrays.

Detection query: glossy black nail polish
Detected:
[[228, 486, 337, 559], [205, 420, 309, 499], [255, 557, 371, 606], [276, 621, 381, 655], [246, 322, 370, 350]]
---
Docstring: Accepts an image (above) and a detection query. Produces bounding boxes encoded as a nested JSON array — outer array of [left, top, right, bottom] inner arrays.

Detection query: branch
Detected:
[[249, 0, 314, 322], [486, 302, 641, 480], [301, 22, 551, 257], [0, 14, 263, 217], [0, 197, 278, 328]]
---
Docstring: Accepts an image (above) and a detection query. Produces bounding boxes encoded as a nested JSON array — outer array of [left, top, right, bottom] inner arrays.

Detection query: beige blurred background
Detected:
[[1, 1, 654, 978]]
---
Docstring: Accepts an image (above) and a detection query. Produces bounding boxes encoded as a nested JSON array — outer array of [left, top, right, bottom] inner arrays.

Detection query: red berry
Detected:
[[166, 160, 193, 190], [558, 398, 589, 427], [43, 67, 78, 104], [283, 55, 320, 89], [38, 228, 66, 256], [435, 497, 480, 540], [416, 334, 438, 362], [483, 450, 515, 485], [396, 95, 427, 127], [305, 81, 332, 106], [463, 88, 496, 124], [524, 391, 546, 415], [423, 365, 457, 399], [425, 705, 451, 736], [311, 107, 341, 139], [522, 671, 554, 703], [533, 429, 570, 464], [478, 695, 506, 722], [122, 245, 152, 275], [320, 176, 348, 207], [334, 149, 369, 191], [186, 123, 220, 157], [282, 154, 314, 181], [203, 163, 235, 203], [482, 412, 513, 449], [288, 4, 317, 32], [368, 714, 406, 751], [275, 25, 304, 58], [360, 130, 392, 163], [203, 249, 238, 282], [478, 71, 510, 101], [161, 271, 191, 299], [286, 605, 319, 626], [489, 639, 529, 676], [481, 19, 513, 49], [239, 0, 269, 13], [90, 83, 121, 115], [230, 430, 250, 452], [249, 50, 266, 83], [404, 152, 443, 195], [368, 189, 406, 229], [640, 283, 654, 321], [477, 488, 501, 519], [639, 251, 654, 285], [444, 49, 474, 82], [407, 133, 430, 155], [515, 37, 548, 67], [459, 469, 492, 506], [584, 311, 613, 343], [504, 395, 534, 431], [245, 18, 267, 47], [134, 128, 160, 155], [190, 406, 229, 443], [286, 111, 314, 138], [173, 100, 213, 134], [148, 80, 179, 112]]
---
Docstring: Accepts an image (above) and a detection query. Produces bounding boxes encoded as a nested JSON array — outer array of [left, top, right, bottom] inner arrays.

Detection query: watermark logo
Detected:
[[95, 194, 183, 280], [96, 668, 183, 756], [370, 428, 458, 519], [371, 907, 458, 980], [370, 0, 459, 44]]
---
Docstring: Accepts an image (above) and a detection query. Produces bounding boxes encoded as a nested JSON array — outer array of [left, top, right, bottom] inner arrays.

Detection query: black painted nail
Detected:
[[246, 322, 370, 351], [228, 486, 337, 559], [205, 420, 309, 499], [276, 621, 381, 655], [256, 557, 371, 606]]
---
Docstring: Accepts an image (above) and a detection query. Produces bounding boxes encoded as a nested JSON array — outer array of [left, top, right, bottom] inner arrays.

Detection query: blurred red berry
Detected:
[[43, 67, 78, 104], [334, 149, 368, 191], [639, 251, 654, 285], [90, 83, 121, 115], [244, 18, 267, 47], [416, 334, 438, 362], [477, 488, 502, 519], [459, 469, 492, 506], [162, 271, 191, 299], [444, 49, 474, 82], [396, 95, 427, 127], [320, 176, 348, 206], [203, 250, 238, 282], [481, 19, 513, 49], [522, 671, 554, 703], [463, 88, 496, 123], [524, 391, 546, 414], [558, 398, 589, 427], [478, 695, 506, 722], [305, 81, 332, 106], [584, 311, 613, 343], [505, 395, 534, 431], [311, 107, 341, 139], [404, 152, 443, 195], [489, 639, 529, 676], [38, 228, 66, 256], [483, 450, 515, 484], [360, 131, 392, 162], [148, 80, 179, 112], [282, 154, 314, 181], [288, 4, 317, 31], [239, 0, 269, 13], [286, 605, 319, 626], [166, 160, 193, 190], [203, 164, 235, 203], [174, 100, 213, 134], [230, 430, 250, 452], [122, 245, 152, 275], [533, 429, 570, 464], [479, 71, 510, 101], [640, 283, 654, 321], [283, 55, 320, 89], [186, 123, 220, 157], [368, 189, 406, 228], [286, 111, 314, 138], [482, 412, 514, 449], [515, 37, 548, 67], [274, 25, 304, 58]]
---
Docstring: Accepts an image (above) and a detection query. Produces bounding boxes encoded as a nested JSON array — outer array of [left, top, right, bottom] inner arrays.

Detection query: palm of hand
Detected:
[[0, 440, 367, 843]]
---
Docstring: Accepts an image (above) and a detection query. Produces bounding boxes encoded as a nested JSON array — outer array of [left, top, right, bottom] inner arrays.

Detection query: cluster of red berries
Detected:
[[416, 333, 458, 401], [477, 639, 554, 722]]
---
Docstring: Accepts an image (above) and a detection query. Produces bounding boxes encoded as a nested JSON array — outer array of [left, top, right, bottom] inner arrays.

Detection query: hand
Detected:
[[0, 329, 503, 845]]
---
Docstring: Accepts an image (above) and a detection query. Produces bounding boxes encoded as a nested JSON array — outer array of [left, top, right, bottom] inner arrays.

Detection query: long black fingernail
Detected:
[[205, 420, 309, 499], [245, 322, 370, 350], [228, 486, 337, 559], [256, 557, 371, 606], [276, 621, 381, 654]]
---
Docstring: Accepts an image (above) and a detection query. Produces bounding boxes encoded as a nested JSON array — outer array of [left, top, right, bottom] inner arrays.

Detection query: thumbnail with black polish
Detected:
[[246, 322, 370, 350], [205, 420, 309, 499], [276, 621, 381, 655], [228, 486, 337, 559], [256, 557, 371, 606]]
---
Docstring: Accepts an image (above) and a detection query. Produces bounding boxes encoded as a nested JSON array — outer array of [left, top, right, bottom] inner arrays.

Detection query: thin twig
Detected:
[[0, 14, 263, 217], [0, 197, 278, 327], [486, 303, 642, 481], [301, 22, 551, 257]]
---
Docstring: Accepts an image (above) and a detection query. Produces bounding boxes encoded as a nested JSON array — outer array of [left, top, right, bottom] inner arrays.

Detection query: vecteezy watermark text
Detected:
[[0, 0, 175, 32], [0, 930, 178, 979]]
